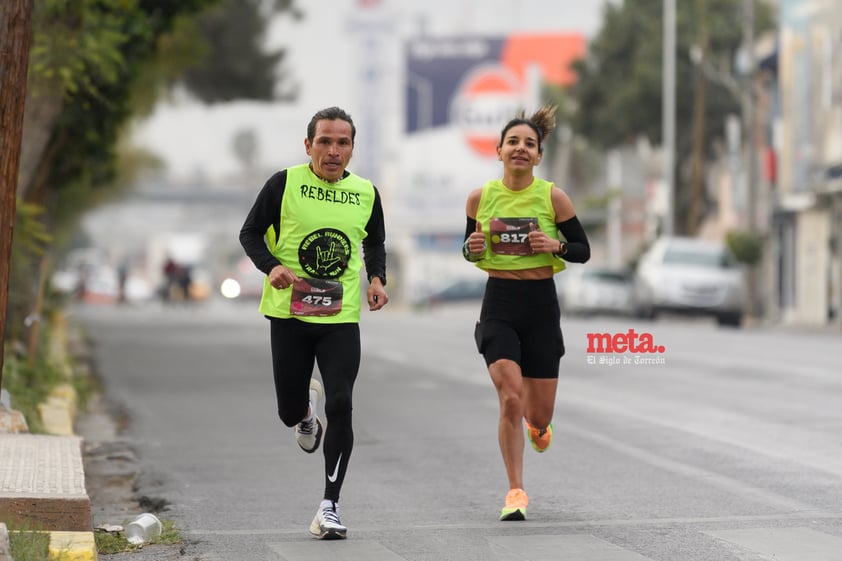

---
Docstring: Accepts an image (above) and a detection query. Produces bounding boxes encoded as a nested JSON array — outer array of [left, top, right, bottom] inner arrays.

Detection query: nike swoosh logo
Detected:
[[327, 453, 343, 483]]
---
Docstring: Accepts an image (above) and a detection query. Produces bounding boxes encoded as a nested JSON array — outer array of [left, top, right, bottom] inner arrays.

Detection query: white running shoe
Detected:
[[295, 379, 324, 453], [309, 500, 347, 540]]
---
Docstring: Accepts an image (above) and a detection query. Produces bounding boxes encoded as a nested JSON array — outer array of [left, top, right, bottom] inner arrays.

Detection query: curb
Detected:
[[45, 321, 97, 561], [0, 318, 98, 560], [49, 531, 97, 561], [38, 383, 78, 437], [0, 526, 96, 561], [40, 344, 98, 561]]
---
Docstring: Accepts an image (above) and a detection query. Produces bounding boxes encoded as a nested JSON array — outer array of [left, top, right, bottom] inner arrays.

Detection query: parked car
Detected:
[[632, 237, 747, 327], [414, 278, 487, 309], [557, 265, 633, 316]]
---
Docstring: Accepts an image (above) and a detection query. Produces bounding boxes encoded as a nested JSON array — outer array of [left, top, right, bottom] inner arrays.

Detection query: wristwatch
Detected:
[[554, 241, 568, 257]]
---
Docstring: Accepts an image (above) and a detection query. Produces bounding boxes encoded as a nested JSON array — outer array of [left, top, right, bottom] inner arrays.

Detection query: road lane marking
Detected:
[[560, 420, 820, 513], [705, 527, 842, 560], [490, 534, 654, 560], [184, 511, 842, 536], [673, 349, 840, 385], [557, 379, 842, 479], [268, 540, 406, 560]]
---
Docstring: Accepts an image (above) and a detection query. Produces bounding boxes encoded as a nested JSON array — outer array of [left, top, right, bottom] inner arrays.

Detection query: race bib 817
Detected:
[[489, 217, 537, 256]]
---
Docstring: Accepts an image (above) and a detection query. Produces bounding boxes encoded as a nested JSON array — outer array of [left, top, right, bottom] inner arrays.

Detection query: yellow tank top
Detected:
[[473, 177, 566, 274], [259, 163, 376, 323]]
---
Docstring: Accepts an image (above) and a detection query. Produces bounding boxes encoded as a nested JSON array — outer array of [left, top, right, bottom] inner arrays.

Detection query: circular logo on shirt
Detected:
[[299, 228, 351, 279]]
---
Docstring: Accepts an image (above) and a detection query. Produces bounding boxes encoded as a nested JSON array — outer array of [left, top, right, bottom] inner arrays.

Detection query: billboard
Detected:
[[397, 34, 585, 229]]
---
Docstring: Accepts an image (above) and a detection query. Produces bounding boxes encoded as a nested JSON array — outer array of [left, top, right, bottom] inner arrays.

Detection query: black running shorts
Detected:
[[474, 277, 564, 379]]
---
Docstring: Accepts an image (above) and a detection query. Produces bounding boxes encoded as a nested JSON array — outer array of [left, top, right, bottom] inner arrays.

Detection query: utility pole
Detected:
[[662, 0, 676, 237], [0, 0, 34, 390], [687, 0, 709, 237], [742, 0, 759, 319], [743, 0, 756, 232]]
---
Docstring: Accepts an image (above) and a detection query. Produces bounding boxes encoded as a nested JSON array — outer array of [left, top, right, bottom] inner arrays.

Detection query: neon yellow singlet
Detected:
[[259, 164, 376, 323], [473, 177, 566, 274]]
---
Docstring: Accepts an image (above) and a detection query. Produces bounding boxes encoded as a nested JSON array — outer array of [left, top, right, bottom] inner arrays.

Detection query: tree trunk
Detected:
[[688, 62, 708, 236], [687, 0, 709, 237], [17, 89, 65, 200], [0, 0, 34, 389]]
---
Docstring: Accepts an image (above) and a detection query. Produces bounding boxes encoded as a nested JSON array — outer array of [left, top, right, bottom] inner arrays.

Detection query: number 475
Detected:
[[302, 295, 332, 306]]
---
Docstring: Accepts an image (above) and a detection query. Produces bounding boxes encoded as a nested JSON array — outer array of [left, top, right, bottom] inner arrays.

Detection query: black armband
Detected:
[[556, 215, 591, 263], [463, 217, 484, 262]]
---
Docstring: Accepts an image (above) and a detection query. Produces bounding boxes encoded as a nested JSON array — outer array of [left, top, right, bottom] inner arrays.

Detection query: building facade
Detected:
[[772, 0, 842, 326]]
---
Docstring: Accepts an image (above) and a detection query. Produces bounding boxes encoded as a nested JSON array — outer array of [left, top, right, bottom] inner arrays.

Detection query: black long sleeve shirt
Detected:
[[239, 169, 387, 284]]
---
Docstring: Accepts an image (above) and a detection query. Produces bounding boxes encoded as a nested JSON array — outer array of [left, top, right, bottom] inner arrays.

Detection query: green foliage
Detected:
[[539, 85, 573, 167], [571, 0, 775, 152], [29, 0, 132, 98], [8, 528, 49, 561], [24, 0, 220, 213], [94, 530, 132, 555], [569, 0, 775, 235], [537, 84, 605, 192], [1, 350, 61, 434], [129, 15, 210, 117], [2, 309, 98, 433], [6, 200, 52, 343], [95, 518, 182, 554], [11, 200, 51, 256], [726, 229, 763, 265], [28, 0, 216, 99], [23, 0, 301, 235], [180, 0, 300, 103]]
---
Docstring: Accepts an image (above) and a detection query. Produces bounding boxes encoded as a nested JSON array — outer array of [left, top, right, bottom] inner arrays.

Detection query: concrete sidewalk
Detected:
[[0, 312, 99, 560], [0, 434, 90, 530], [0, 431, 96, 560]]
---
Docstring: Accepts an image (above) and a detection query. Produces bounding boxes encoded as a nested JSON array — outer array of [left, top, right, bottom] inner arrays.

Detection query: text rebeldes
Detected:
[[299, 184, 361, 206]]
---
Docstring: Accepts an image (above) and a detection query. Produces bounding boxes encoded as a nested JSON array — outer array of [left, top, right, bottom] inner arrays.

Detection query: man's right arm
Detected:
[[239, 170, 287, 275]]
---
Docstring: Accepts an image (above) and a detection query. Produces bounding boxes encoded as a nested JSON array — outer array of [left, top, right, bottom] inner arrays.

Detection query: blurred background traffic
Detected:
[[3, 0, 841, 335]]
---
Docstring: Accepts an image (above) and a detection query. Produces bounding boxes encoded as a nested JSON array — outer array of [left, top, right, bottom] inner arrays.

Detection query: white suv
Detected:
[[632, 237, 747, 327]]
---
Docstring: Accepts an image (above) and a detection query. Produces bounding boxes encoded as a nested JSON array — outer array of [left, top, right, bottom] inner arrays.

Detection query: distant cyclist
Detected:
[[462, 104, 590, 521], [240, 106, 388, 539]]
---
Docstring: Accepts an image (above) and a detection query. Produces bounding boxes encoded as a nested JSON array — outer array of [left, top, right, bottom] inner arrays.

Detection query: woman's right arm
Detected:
[[463, 188, 485, 260]]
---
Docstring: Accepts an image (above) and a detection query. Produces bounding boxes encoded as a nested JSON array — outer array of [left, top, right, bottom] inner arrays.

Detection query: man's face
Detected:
[[305, 119, 354, 182]]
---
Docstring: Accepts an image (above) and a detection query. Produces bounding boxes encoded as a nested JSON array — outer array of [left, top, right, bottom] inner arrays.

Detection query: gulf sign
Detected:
[[405, 34, 585, 158], [450, 64, 523, 157]]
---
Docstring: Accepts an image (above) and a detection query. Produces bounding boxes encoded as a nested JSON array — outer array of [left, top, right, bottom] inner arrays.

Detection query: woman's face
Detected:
[[497, 123, 542, 172]]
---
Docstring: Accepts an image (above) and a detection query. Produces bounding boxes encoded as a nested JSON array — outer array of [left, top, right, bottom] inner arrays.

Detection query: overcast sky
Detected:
[[131, 0, 611, 182]]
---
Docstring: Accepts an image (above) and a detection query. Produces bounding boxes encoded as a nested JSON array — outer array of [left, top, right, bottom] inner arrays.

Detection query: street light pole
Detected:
[[742, 0, 756, 233], [662, 0, 676, 237], [741, 0, 760, 319]]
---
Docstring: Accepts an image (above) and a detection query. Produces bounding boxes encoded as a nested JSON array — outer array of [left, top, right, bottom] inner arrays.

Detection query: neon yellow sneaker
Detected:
[[526, 421, 553, 453], [500, 488, 528, 521]]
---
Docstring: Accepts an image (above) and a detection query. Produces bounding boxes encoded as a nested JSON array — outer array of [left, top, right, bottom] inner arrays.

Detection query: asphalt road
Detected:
[[72, 299, 842, 561]]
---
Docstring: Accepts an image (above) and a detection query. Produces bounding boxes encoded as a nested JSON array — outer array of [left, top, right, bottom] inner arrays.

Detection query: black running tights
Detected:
[[269, 317, 359, 503]]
